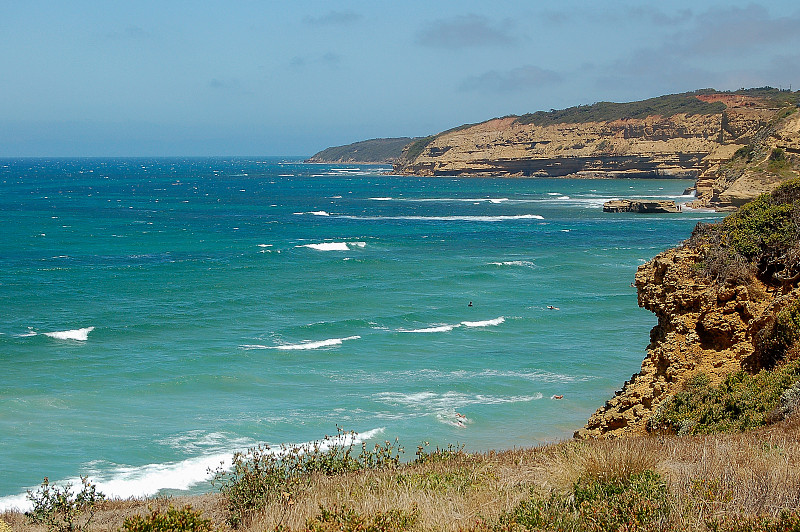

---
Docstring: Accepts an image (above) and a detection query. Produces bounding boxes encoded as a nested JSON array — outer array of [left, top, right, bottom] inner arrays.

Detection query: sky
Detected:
[[1, 1, 799, 157]]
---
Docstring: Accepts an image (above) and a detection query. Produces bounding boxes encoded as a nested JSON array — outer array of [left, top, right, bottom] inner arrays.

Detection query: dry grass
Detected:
[[4, 417, 800, 532]]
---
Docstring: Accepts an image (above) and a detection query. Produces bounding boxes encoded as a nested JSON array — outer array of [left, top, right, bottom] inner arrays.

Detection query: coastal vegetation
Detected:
[[514, 90, 727, 127], [305, 138, 416, 164], [6, 422, 800, 532]]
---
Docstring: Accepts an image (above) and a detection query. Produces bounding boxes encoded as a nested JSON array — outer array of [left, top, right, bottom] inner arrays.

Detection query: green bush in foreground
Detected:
[[302, 506, 418, 532], [649, 359, 800, 435], [689, 178, 800, 285], [25, 476, 104, 532], [212, 430, 404, 528], [121, 506, 213, 532], [705, 511, 800, 532], [498, 470, 669, 532]]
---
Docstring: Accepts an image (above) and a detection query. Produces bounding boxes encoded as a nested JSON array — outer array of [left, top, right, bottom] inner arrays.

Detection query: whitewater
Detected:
[[0, 157, 722, 509]]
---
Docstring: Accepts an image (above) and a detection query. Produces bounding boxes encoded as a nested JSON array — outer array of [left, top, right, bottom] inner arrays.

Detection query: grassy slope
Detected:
[[5, 420, 800, 531], [307, 138, 416, 164]]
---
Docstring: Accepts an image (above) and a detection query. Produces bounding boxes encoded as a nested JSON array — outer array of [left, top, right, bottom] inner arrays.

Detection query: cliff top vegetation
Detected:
[[307, 138, 417, 164], [515, 88, 799, 127]]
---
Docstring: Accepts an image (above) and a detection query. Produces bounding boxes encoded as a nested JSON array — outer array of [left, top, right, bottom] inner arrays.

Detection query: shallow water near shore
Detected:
[[0, 157, 722, 508]]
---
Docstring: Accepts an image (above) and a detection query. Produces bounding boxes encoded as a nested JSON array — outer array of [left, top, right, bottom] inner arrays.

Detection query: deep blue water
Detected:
[[0, 157, 722, 508]]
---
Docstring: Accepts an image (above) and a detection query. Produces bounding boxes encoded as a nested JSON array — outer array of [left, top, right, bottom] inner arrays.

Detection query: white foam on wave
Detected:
[[462, 316, 505, 327], [44, 327, 95, 341], [310, 211, 330, 216], [276, 336, 361, 350], [0, 428, 385, 513], [241, 335, 361, 350], [400, 197, 510, 203], [374, 391, 543, 411], [298, 242, 365, 251], [326, 368, 593, 385], [370, 197, 392, 201], [339, 214, 543, 222], [398, 316, 505, 333], [399, 324, 459, 333], [489, 260, 536, 268]]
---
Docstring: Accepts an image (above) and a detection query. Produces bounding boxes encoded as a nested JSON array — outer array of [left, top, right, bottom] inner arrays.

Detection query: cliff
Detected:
[[577, 180, 800, 438], [306, 137, 415, 164], [393, 89, 800, 209]]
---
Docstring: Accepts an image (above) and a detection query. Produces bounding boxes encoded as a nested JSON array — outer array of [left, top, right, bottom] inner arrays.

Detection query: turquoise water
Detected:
[[0, 157, 722, 508]]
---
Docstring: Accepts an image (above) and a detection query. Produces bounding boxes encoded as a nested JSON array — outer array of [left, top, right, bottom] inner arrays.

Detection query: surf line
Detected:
[[398, 316, 505, 333]]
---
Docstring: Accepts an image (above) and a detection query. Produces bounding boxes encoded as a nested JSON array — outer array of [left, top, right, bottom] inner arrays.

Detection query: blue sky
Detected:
[[2, 1, 798, 156]]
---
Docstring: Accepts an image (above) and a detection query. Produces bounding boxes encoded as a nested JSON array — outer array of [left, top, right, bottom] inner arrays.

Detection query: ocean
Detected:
[[0, 157, 722, 509]]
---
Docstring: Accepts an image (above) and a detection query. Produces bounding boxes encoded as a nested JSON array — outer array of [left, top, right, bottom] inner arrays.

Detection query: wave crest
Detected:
[[241, 336, 361, 350], [44, 327, 95, 341]]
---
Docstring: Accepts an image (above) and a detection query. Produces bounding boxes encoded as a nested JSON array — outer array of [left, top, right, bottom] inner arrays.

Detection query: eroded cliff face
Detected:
[[576, 246, 799, 438], [394, 93, 800, 211], [394, 103, 775, 181], [691, 111, 800, 210]]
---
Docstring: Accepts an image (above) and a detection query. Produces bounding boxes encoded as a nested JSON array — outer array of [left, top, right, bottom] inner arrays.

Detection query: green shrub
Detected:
[[734, 145, 755, 163], [212, 429, 404, 527], [413, 442, 467, 464], [705, 510, 800, 532], [121, 506, 213, 532], [25, 476, 105, 532], [498, 470, 670, 532], [753, 298, 800, 369], [767, 148, 792, 174], [688, 178, 800, 285], [395, 467, 473, 493], [303, 505, 417, 532], [649, 359, 800, 435]]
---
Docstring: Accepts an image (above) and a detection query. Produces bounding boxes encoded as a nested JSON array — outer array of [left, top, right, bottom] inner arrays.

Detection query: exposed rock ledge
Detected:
[[576, 246, 798, 438], [603, 199, 679, 213]]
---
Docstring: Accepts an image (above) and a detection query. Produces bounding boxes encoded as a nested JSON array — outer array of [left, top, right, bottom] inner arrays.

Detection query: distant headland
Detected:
[[305, 137, 418, 165], [308, 88, 800, 211]]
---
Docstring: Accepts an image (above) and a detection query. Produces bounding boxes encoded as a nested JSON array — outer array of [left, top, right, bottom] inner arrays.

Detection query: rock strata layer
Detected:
[[576, 246, 798, 438], [603, 200, 679, 213], [393, 91, 799, 211]]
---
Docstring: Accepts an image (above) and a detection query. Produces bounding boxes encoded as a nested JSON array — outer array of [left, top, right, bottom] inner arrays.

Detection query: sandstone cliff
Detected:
[[393, 89, 800, 210], [577, 180, 800, 438], [691, 107, 800, 210]]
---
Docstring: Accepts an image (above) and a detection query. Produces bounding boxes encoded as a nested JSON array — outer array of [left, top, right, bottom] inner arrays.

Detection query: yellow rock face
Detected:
[[575, 246, 798, 439], [395, 108, 773, 180]]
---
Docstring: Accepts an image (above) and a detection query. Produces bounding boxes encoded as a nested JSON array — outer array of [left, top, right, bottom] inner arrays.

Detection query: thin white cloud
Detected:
[[416, 14, 515, 48], [303, 10, 361, 26], [290, 52, 342, 68], [672, 5, 800, 56], [460, 65, 562, 93]]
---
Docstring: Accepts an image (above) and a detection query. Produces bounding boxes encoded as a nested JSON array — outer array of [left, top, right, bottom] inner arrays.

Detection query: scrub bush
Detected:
[[121, 506, 213, 532], [25, 477, 104, 532], [498, 470, 670, 532]]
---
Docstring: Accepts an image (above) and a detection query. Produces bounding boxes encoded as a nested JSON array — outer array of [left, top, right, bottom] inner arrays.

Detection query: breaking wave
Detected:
[[43, 327, 95, 341]]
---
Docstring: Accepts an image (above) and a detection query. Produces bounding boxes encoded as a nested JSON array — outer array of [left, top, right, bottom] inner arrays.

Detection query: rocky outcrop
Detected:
[[392, 90, 800, 211], [394, 94, 785, 179], [691, 111, 800, 210], [603, 200, 679, 213], [576, 246, 798, 438], [395, 114, 732, 178]]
